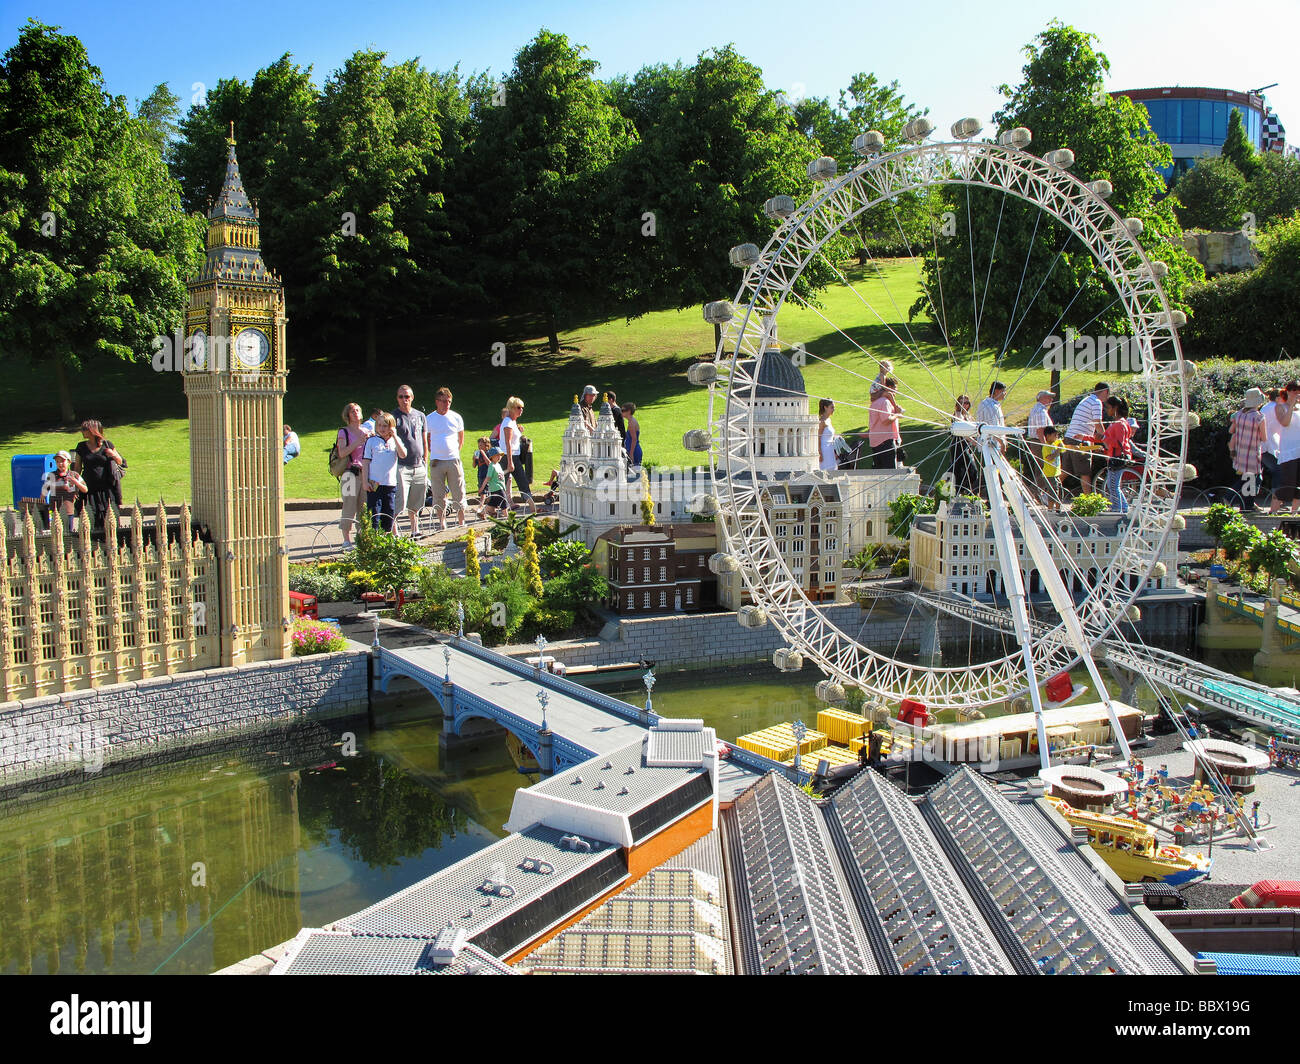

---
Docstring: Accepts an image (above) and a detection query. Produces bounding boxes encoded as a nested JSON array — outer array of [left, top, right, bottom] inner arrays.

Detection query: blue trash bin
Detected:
[[11, 453, 57, 505]]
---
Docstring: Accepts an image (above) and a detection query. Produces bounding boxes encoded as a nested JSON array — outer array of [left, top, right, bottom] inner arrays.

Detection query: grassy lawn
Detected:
[[1, 259, 1134, 505]]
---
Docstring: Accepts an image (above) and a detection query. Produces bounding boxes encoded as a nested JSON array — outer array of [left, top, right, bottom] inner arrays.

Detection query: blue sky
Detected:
[[6, 0, 1299, 136]]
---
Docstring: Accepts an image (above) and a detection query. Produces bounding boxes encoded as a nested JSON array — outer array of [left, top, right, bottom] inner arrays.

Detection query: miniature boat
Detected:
[[505, 731, 540, 775], [1045, 796, 1211, 886]]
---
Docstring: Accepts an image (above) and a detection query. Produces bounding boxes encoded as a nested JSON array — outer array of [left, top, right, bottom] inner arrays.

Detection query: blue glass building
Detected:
[[1111, 87, 1267, 183]]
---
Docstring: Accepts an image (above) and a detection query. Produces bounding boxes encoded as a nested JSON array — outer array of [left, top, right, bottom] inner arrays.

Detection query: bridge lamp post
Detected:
[[642, 669, 656, 723], [792, 718, 807, 783], [456, 601, 465, 641], [443, 645, 451, 683], [537, 689, 550, 733], [535, 634, 548, 677]]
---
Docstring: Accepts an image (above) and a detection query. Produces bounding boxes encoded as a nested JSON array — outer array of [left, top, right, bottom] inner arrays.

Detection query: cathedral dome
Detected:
[[738, 353, 807, 400]]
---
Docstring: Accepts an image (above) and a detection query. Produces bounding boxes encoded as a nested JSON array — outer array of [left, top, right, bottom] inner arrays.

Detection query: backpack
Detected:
[[328, 430, 352, 478]]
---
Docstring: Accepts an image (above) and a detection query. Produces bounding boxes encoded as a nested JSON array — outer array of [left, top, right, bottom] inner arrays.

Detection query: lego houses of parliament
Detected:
[[0, 128, 290, 701]]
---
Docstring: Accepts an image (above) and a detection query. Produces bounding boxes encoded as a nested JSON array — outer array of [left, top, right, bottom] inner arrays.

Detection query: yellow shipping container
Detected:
[[816, 708, 871, 745], [786, 744, 859, 770], [736, 722, 827, 762]]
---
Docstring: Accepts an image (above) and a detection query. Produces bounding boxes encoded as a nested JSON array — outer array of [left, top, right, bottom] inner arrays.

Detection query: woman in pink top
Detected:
[[337, 402, 372, 546], [1101, 395, 1134, 514], [868, 376, 904, 469]]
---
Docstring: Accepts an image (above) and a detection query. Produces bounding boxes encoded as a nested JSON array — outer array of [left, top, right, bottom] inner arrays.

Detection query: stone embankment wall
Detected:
[[0, 648, 369, 788]]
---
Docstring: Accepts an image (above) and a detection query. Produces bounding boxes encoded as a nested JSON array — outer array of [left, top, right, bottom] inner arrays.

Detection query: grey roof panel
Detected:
[[724, 773, 876, 975], [527, 734, 709, 815], [924, 767, 1183, 974], [272, 930, 514, 975], [829, 769, 1016, 974], [339, 824, 620, 939]]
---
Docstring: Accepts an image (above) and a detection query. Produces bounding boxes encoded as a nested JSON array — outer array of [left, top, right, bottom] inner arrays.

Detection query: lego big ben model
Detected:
[[182, 124, 290, 665]]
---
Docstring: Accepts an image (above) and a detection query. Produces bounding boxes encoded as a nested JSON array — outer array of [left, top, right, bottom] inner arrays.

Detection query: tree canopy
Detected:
[[0, 21, 203, 423]]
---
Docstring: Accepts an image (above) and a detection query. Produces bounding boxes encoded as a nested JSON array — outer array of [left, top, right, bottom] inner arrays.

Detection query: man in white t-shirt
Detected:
[[975, 382, 1007, 465], [427, 386, 467, 529], [1063, 381, 1108, 496], [1262, 388, 1282, 495]]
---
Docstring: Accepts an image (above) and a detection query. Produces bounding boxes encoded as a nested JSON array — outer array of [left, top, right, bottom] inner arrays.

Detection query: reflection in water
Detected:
[[0, 700, 522, 975]]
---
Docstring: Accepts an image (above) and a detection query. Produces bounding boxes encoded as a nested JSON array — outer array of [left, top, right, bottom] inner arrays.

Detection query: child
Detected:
[[543, 468, 560, 506], [481, 446, 508, 519], [1040, 425, 1064, 511], [362, 413, 406, 531], [42, 450, 88, 531], [871, 358, 894, 397], [471, 436, 492, 501]]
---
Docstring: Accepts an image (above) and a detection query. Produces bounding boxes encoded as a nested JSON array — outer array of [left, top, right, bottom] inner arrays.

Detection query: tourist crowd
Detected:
[[332, 383, 645, 543]]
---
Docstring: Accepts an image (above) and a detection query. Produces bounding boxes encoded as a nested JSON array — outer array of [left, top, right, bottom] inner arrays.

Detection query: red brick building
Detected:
[[595, 524, 717, 614]]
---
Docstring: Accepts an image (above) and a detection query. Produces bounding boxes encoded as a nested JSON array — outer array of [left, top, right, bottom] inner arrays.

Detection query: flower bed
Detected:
[[291, 617, 348, 656]]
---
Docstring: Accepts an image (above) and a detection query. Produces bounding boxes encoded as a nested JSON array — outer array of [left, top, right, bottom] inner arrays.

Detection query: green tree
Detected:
[[641, 474, 655, 526], [309, 50, 457, 372], [1220, 516, 1263, 561], [136, 83, 180, 156], [1221, 107, 1259, 179], [604, 47, 830, 322], [1248, 528, 1298, 582], [1248, 152, 1300, 227], [0, 22, 205, 424], [913, 23, 1201, 395], [1173, 155, 1250, 231], [464, 30, 635, 353], [1202, 502, 1238, 558], [791, 95, 855, 165]]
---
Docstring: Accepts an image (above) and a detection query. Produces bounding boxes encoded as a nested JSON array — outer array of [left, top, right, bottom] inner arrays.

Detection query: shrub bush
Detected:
[[1070, 493, 1109, 517], [541, 539, 590, 577], [288, 563, 353, 602], [347, 518, 425, 594], [291, 617, 347, 655], [543, 563, 609, 612]]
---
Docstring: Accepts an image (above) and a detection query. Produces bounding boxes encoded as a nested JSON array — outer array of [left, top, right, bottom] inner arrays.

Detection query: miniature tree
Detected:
[[1202, 503, 1238, 561], [464, 529, 480, 582], [1248, 528, 1298, 584], [1220, 516, 1263, 562], [520, 519, 544, 598], [641, 473, 655, 526]]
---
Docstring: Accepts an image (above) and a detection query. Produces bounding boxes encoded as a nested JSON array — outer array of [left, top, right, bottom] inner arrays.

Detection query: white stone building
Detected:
[[558, 347, 920, 599], [909, 498, 1178, 599]]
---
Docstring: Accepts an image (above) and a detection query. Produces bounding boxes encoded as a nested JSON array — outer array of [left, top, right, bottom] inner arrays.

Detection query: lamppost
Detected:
[[537, 689, 550, 732], [443, 645, 451, 683], [535, 634, 548, 677], [643, 668, 656, 721], [371, 612, 380, 648], [456, 601, 464, 640], [792, 718, 807, 782]]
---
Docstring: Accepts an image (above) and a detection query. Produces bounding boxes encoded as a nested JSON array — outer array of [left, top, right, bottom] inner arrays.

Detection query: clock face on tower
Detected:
[[235, 327, 271, 370]]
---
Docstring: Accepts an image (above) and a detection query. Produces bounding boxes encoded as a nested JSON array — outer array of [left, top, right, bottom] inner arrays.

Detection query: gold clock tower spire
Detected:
[[183, 127, 290, 665]]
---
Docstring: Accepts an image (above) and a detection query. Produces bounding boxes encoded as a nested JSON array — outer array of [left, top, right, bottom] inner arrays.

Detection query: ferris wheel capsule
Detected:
[[852, 130, 886, 156], [682, 430, 712, 453], [738, 605, 768, 629], [1087, 179, 1114, 199], [901, 117, 935, 143], [808, 156, 838, 182], [950, 117, 982, 140], [708, 552, 739, 574], [1167, 310, 1187, 328], [1185, 412, 1201, 429], [1150, 260, 1169, 279], [690, 492, 719, 515], [1126, 606, 1142, 622], [998, 127, 1032, 149], [1122, 217, 1144, 236], [1151, 562, 1167, 579], [764, 194, 797, 219], [687, 361, 719, 386], [1043, 148, 1075, 168], [1170, 515, 1187, 531], [729, 243, 761, 268], [773, 648, 803, 672], [1182, 360, 1198, 379], [1184, 464, 1199, 480], [702, 300, 734, 324], [815, 679, 846, 705]]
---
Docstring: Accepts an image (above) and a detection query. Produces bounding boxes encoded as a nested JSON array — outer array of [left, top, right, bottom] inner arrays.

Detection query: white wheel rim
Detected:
[[708, 140, 1189, 710]]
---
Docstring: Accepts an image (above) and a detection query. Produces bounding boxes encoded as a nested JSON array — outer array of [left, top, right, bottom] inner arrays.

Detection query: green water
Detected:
[[0, 694, 525, 975]]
